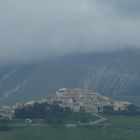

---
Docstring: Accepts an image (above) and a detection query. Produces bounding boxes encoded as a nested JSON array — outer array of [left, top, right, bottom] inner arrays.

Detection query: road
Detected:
[[88, 114, 107, 125], [65, 114, 107, 127]]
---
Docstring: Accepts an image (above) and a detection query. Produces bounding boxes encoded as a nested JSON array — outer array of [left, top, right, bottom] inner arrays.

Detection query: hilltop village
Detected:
[[0, 88, 132, 119], [26, 88, 131, 113]]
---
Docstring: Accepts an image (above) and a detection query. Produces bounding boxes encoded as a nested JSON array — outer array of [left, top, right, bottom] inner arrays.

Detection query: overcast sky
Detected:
[[0, 0, 140, 64]]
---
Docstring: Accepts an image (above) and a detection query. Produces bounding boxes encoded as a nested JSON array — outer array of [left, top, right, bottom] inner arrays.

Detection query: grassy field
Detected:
[[0, 114, 140, 140], [64, 112, 98, 123]]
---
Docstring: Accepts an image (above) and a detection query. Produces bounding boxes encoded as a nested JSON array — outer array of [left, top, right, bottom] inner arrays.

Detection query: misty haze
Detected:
[[0, 0, 140, 140]]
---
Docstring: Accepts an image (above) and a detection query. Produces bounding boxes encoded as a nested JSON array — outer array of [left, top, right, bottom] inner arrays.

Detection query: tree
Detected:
[[14, 103, 71, 123]]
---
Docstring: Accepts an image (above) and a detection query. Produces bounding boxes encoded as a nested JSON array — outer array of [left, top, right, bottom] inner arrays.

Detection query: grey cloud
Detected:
[[94, 0, 140, 17], [0, 0, 140, 64], [115, 0, 140, 17]]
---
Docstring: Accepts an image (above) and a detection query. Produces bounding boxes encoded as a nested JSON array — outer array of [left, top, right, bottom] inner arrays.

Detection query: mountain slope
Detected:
[[0, 49, 140, 105]]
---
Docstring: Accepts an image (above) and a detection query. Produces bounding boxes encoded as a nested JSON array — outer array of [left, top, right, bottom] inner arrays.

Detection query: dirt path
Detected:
[[89, 114, 107, 125], [65, 114, 107, 127]]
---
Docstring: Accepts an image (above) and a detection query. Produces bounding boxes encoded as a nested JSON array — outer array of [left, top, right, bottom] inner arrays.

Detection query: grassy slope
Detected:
[[64, 112, 98, 123], [0, 114, 140, 140]]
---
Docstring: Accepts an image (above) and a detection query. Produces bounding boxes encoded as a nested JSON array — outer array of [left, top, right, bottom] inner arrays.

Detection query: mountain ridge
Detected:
[[0, 49, 140, 105]]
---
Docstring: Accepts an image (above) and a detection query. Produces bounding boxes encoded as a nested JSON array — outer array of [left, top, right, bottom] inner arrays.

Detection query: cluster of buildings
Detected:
[[38, 88, 131, 113], [0, 88, 131, 119], [55, 88, 112, 113], [0, 106, 15, 119]]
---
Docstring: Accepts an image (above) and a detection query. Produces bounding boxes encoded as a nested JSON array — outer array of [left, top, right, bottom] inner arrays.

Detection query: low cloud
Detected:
[[0, 0, 140, 64]]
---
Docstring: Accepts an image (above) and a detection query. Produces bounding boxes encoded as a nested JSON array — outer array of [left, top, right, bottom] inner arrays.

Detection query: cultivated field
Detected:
[[0, 114, 140, 140]]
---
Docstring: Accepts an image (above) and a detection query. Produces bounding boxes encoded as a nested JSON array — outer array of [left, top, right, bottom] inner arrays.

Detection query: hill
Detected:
[[0, 49, 140, 105]]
